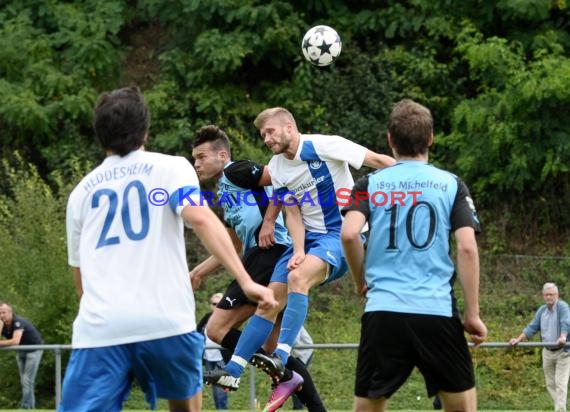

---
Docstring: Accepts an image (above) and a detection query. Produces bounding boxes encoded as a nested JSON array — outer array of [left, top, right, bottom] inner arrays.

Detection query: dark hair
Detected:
[[93, 86, 150, 157], [388, 99, 433, 156], [192, 125, 231, 154]]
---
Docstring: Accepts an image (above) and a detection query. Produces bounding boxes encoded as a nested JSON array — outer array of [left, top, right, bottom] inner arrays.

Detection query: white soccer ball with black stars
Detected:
[[301, 25, 342, 67]]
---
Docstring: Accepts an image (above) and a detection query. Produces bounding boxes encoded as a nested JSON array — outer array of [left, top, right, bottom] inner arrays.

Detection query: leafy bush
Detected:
[[0, 155, 82, 409]]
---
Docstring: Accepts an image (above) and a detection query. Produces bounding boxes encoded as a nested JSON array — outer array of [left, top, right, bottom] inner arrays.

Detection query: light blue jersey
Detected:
[[218, 160, 290, 251], [344, 161, 481, 317]]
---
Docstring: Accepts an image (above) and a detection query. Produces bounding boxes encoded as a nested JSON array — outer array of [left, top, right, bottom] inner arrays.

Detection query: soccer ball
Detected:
[[301, 25, 342, 67]]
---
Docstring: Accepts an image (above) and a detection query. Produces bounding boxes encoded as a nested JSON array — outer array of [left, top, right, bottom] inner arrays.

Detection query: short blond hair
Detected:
[[253, 107, 297, 130]]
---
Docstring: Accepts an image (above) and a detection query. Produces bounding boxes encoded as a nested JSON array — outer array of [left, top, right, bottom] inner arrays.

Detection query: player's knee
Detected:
[[288, 268, 320, 292], [206, 326, 224, 344], [255, 302, 282, 319]]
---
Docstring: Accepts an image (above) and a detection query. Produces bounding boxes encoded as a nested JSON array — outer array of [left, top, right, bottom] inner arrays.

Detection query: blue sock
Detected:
[[225, 315, 274, 377], [275, 292, 308, 364]]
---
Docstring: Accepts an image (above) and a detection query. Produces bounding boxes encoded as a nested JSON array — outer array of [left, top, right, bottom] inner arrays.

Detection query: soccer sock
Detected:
[[275, 292, 309, 364], [224, 315, 274, 378], [220, 328, 241, 350], [220, 328, 268, 363], [219, 328, 241, 363], [286, 356, 326, 412]]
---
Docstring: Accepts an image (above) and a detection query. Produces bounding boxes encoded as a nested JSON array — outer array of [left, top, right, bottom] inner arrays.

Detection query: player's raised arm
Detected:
[[258, 166, 281, 249], [362, 150, 396, 169]]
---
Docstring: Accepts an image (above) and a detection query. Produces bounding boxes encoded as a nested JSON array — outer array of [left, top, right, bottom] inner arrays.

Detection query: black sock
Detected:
[[286, 356, 327, 412], [281, 368, 293, 381], [220, 328, 268, 363]]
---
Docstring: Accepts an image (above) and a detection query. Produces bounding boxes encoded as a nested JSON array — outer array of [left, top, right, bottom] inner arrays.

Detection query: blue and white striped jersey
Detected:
[[268, 134, 368, 234]]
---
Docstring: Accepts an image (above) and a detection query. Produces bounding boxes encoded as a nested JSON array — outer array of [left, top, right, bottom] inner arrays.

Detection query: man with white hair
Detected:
[[510, 282, 570, 412]]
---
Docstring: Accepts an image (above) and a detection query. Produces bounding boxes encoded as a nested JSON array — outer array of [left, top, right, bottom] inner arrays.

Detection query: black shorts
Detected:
[[354, 311, 475, 399], [216, 244, 288, 310]]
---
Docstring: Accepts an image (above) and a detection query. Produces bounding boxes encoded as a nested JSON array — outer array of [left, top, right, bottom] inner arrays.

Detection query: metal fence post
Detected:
[[55, 345, 62, 408], [249, 364, 257, 410]]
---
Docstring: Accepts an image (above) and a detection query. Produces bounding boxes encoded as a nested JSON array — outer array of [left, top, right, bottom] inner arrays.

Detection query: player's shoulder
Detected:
[[300, 133, 359, 159], [225, 159, 262, 174], [268, 154, 285, 168], [138, 152, 195, 178], [422, 163, 456, 178], [301, 133, 346, 147], [224, 160, 265, 188], [141, 151, 189, 165], [301, 133, 343, 140]]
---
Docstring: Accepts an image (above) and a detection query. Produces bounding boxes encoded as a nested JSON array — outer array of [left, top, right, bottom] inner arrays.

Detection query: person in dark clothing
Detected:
[[0, 302, 44, 409]]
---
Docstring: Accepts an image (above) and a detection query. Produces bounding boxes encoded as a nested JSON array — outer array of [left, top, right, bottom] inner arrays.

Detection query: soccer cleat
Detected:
[[261, 371, 304, 412], [251, 352, 285, 380], [203, 368, 240, 391]]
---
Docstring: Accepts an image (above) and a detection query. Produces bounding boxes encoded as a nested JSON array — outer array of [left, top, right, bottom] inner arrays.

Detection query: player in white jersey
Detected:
[[61, 86, 276, 412], [220, 107, 394, 411]]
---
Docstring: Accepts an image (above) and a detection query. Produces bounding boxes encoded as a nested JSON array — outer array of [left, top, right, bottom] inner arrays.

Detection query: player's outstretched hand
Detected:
[[243, 281, 278, 310], [463, 315, 487, 348]]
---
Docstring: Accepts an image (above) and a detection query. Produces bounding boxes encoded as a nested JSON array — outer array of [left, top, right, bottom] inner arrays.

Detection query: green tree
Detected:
[[440, 24, 570, 235], [0, 0, 127, 175]]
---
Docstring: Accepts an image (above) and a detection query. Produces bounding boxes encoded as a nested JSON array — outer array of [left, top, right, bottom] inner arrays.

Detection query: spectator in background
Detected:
[[510, 282, 570, 412], [0, 302, 44, 409], [291, 326, 314, 410], [198, 293, 230, 410]]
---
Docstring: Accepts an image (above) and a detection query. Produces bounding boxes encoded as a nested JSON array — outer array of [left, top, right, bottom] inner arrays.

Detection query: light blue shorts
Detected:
[[58, 331, 204, 411], [271, 230, 354, 284]]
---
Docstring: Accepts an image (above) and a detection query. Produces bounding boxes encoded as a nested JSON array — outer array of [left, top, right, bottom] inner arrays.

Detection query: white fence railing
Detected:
[[1, 342, 569, 409]]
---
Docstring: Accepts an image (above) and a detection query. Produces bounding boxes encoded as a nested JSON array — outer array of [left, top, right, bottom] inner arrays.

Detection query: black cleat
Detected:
[[251, 353, 285, 380], [203, 368, 240, 391]]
